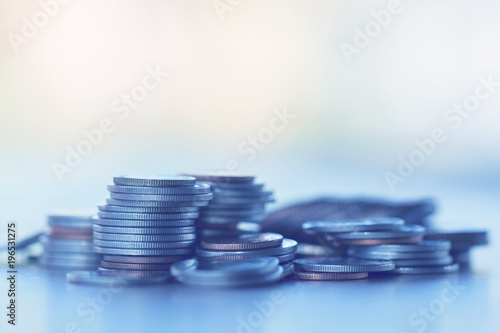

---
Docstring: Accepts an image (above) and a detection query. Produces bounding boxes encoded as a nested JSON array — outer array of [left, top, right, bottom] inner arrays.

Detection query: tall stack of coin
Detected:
[[182, 173, 275, 239], [93, 175, 212, 276], [424, 230, 488, 270], [40, 213, 101, 270], [195, 233, 297, 278]]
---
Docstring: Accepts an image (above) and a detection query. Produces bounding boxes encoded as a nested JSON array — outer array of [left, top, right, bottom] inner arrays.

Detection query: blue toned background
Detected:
[[1, 0, 499, 332]]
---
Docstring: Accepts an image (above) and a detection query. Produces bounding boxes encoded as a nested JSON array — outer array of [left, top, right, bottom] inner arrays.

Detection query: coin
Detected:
[[196, 238, 298, 258], [97, 211, 199, 220], [182, 172, 256, 184], [100, 260, 174, 271], [348, 240, 451, 253], [332, 225, 426, 240], [302, 217, 405, 234], [106, 198, 210, 207], [392, 264, 460, 275], [335, 236, 423, 246], [94, 246, 193, 256], [107, 183, 211, 195], [293, 257, 395, 273], [93, 225, 195, 234], [102, 254, 191, 264], [391, 256, 453, 267], [67, 271, 170, 285], [293, 271, 368, 281], [109, 192, 214, 202], [93, 239, 195, 249], [348, 248, 450, 260], [93, 232, 196, 242], [200, 233, 283, 251], [98, 204, 199, 213], [93, 218, 195, 227], [113, 175, 196, 187]]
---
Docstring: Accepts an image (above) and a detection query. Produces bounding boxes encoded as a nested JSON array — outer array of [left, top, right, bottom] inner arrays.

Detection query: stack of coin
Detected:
[[171, 257, 283, 287], [347, 241, 459, 274], [182, 173, 275, 238], [292, 257, 395, 281], [93, 175, 213, 276], [40, 213, 101, 270], [424, 230, 488, 270], [195, 233, 297, 278]]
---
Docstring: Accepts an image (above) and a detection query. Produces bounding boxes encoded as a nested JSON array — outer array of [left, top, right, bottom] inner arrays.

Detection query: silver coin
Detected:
[[109, 192, 213, 202], [293, 257, 394, 273], [392, 256, 454, 267], [205, 181, 265, 191], [175, 266, 283, 287], [211, 196, 275, 205], [97, 211, 199, 220], [108, 183, 211, 195], [106, 198, 210, 207], [293, 271, 368, 281], [67, 271, 170, 285], [171, 257, 279, 279], [197, 215, 266, 224], [333, 225, 426, 240], [348, 248, 449, 260], [196, 238, 297, 258], [200, 208, 266, 217], [93, 225, 195, 234], [98, 204, 199, 213], [302, 217, 405, 234], [113, 175, 196, 187], [349, 240, 451, 253], [48, 213, 95, 229], [100, 260, 174, 271], [182, 172, 256, 184], [93, 218, 195, 227], [392, 264, 460, 275], [94, 246, 193, 256], [200, 233, 283, 251], [102, 254, 191, 264], [93, 239, 195, 249], [93, 232, 196, 242]]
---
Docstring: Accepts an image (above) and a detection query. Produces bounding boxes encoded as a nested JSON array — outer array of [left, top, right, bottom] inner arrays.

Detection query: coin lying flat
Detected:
[[67, 271, 170, 285], [302, 217, 405, 234], [93, 225, 195, 234], [93, 232, 196, 242], [392, 264, 460, 275], [293, 257, 395, 273], [200, 233, 283, 251], [196, 239, 298, 258], [113, 175, 196, 187], [98, 204, 199, 213], [107, 183, 211, 195], [102, 254, 191, 264], [293, 271, 369, 281]]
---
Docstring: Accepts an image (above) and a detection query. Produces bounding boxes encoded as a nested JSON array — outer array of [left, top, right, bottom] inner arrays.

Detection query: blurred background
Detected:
[[0, 0, 498, 267]]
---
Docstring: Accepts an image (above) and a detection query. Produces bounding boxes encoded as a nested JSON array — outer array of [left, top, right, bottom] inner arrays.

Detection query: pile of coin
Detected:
[[424, 230, 488, 270], [347, 241, 458, 274], [93, 175, 213, 276], [293, 257, 395, 280], [195, 233, 297, 278], [171, 257, 283, 287], [40, 213, 101, 270], [182, 173, 275, 239]]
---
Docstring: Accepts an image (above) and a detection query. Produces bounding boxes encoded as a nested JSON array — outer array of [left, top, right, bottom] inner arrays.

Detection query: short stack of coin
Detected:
[[182, 173, 275, 239], [293, 257, 395, 281], [195, 233, 297, 278], [93, 175, 213, 276], [171, 257, 284, 287], [347, 241, 459, 275], [424, 230, 488, 270], [40, 213, 101, 270]]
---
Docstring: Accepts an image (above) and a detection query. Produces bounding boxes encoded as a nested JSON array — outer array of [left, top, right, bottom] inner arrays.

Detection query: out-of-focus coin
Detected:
[[200, 233, 283, 251]]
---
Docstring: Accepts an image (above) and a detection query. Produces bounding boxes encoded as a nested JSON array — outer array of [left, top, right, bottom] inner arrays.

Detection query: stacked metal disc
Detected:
[[171, 257, 284, 287], [293, 257, 395, 281], [347, 241, 459, 275], [93, 175, 213, 277], [40, 213, 101, 270], [182, 173, 275, 239], [195, 232, 297, 278], [424, 230, 488, 270]]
